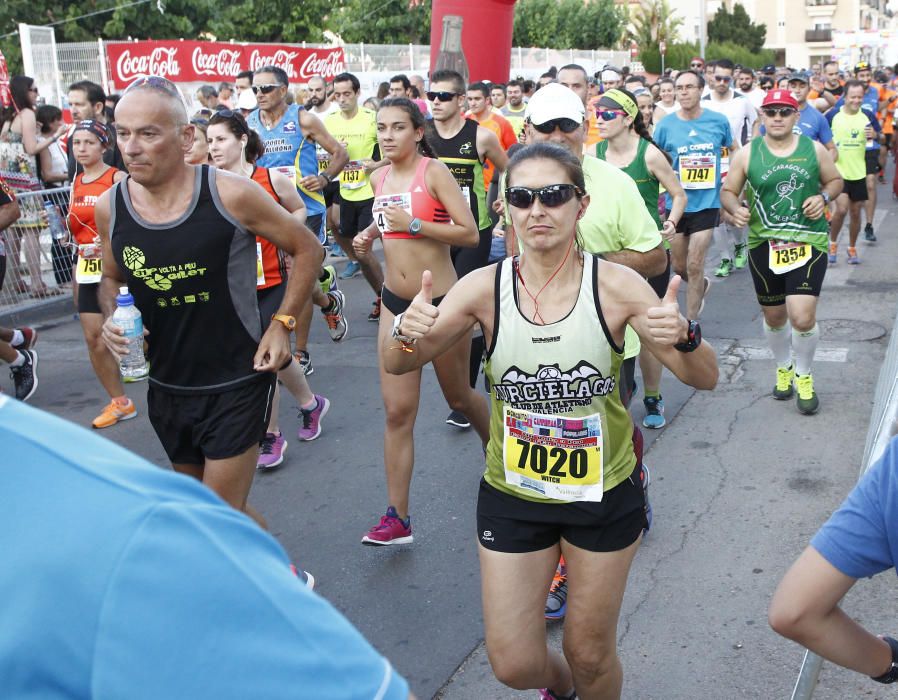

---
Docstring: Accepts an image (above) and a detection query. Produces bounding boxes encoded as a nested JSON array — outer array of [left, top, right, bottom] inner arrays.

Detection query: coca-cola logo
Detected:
[[299, 51, 344, 80], [249, 49, 301, 79], [116, 47, 181, 82], [191, 47, 243, 78]]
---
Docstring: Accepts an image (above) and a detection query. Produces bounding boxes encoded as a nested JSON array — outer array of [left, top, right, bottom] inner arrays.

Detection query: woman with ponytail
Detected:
[[353, 96, 490, 546], [595, 88, 688, 431]]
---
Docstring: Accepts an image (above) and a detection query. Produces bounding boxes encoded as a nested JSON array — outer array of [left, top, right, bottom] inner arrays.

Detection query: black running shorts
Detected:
[[76, 282, 102, 314], [842, 178, 868, 202], [747, 241, 827, 306], [148, 374, 276, 465], [647, 249, 671, 298], [865, 149, 880, 176], [667, 207, 720, 236], [477, 467, 647, 554], [337, 197, 374, 240]]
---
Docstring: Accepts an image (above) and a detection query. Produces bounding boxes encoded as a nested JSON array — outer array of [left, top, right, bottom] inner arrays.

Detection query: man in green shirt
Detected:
[[722, 89, 843, 414], [825, 79, 880, 265]]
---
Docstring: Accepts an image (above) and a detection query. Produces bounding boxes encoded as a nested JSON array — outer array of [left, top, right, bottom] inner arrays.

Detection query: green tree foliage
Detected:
[[640, 41, 775, 74], [332, 0, 431, 45], [628, 0, 683, 48], [514, 0, 625, 49], [707, 2, 766, 54]]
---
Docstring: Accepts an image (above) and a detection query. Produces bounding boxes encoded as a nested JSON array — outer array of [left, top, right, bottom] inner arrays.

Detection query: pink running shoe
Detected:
[[361, 506, 413, 545], [298, 394, 329, 441], [257, 431, 287, 470]]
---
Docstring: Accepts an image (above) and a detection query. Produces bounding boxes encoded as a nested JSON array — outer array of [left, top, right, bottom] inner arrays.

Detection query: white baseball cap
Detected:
[[524, 83, 586, 126]]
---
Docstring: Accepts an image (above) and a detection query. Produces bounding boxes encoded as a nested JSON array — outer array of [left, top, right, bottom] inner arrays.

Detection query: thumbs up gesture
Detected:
[[398, 270, 440, 340], [646, 275, 689, 346]]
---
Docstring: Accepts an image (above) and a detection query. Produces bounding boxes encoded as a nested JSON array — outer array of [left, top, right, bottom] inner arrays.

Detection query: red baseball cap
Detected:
[[762, 89, 799, 109]]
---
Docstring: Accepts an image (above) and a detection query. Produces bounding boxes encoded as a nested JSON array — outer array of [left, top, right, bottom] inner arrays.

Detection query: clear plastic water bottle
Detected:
[[43, 201, 66, 240], [112, 286, 149, 380]]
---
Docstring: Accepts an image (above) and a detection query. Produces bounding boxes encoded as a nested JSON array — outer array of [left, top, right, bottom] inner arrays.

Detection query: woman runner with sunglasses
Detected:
[[68, 120, 134, 429], [595, 89, 687, 431], [207, 110, 338, 468], [384, 142, 717, 699], [352, 97, 490, 545]]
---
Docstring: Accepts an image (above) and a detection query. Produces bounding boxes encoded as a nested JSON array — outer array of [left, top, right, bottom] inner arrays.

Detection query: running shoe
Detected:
[[828, 242, 837, 264], [257, 431, 287, 470], [865, 223, 877, 242], [361, 506, 413, 545], [294, 350, 314, 376], [298, 394, 329, 441], [714, 258, 733, 278], [10, 349, 38, 401], [329, 242, 348, 259], [445, 410, 471, 428], [92, 398, 137, 429], [368, 296, 381, 322], [319, 264, 337, 295], [289, 564, 315, 590], [544, 566, 568, 620], [642, 396, 666, 429], [773, 365, 795, 400], [321, 289, 348, 342], [641, 462, 652, 534], [795, 373, 819, 415], [847, 247, 860, 265], [11, 327, 37, 350], [538, 688, 577, 700], [733, 243, 748, 269], [698, 276, 711, 316], [339, 260, 362, 279], [878, 172, 886, 185]]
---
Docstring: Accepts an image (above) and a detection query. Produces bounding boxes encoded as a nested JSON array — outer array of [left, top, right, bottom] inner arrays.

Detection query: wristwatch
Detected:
[[820, 191, 831, 205], [674, 319, 701, 353], [271, 313, 296, 331], [318, 172, 332, 184], [409, 218, 423, 235], [871, 636, 898, 683], [391, 312, 416, 344]]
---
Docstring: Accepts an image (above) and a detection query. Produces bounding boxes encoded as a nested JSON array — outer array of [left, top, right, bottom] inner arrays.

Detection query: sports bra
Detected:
[[373, 157, 449, 240]]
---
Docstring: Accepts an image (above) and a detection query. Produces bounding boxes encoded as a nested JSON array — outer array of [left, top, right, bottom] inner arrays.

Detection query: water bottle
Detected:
[[112, 286, 149, 380], [43, 201, 65, 240]]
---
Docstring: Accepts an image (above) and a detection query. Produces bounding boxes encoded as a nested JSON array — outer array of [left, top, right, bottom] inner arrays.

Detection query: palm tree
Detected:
[[628, 0, 684, 47]]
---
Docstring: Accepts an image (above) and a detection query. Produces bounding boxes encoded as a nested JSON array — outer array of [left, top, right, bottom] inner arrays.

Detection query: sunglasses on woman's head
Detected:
[[531, 118, 581, 134], [596, 109, 627, 122], [505, 184, 584, 209]]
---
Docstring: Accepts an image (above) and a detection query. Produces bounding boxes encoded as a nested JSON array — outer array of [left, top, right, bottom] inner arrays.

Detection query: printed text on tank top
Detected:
[[373, 157, 449, 239]]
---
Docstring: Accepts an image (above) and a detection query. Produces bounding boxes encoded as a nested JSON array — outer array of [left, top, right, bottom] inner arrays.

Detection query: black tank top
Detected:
[[110, 165, 264, 394], [426, 118, 490, 230]]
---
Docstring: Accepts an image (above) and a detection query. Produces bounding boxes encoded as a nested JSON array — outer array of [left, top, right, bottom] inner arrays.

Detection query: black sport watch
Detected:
[[871, 636, 898, 684], [674, 319, 701, 353]]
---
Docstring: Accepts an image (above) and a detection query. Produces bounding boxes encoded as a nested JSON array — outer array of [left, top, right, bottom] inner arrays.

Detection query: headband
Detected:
[[602, 89, 638, 119], [72, 119, 109, 145]]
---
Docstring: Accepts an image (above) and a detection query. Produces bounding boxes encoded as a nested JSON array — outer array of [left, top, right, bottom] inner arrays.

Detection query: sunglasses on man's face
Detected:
[[252, 84, 282, 95], [531, 118, 581, 134], [762, 107, 796, 118], [426, 91, 459, 102], [596, 109, 627, 122], [505, 184, 584, 209], [713, 75, 732, 83]]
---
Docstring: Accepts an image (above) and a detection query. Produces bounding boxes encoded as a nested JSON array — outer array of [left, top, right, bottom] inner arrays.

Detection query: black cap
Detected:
[[788, 71, 810, 84], [762, 64, 776, 74]]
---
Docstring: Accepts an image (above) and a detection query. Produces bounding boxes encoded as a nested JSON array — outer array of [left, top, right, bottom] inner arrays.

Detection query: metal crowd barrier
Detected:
[[790, 306, 898, 699], [0, 187, 73, 327]]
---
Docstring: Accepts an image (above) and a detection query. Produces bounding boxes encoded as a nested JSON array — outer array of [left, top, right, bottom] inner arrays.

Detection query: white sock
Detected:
[[792, 324, 819, 376], [764, 321, 792, 368], [9, 351, 25, 367], [10, 329, 24, 346]]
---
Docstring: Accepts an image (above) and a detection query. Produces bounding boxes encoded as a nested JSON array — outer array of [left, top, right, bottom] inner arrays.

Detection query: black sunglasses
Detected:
[[426, 91, 459, 102], [125, 75, 181, 98], [531, 118, 581, 134], [209, 109, 249, 134], [762, 107, 797, 118], [505, 184, 584, 209], [252, 84, 282, 95]]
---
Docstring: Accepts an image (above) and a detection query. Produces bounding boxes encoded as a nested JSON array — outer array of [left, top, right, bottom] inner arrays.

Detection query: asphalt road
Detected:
[[8, 183, 898, 699]]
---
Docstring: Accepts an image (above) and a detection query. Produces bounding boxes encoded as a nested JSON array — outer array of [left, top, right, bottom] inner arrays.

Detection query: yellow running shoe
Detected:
[[773, 365, 794, 400], [92, 398, 137, 429], [795, 373, 819, 415]]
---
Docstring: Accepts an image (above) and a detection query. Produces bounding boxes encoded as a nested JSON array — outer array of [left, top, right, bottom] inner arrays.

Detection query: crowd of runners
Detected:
[[3, 54, 898, 699]]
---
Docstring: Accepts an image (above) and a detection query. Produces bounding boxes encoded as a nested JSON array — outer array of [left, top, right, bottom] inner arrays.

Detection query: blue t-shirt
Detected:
[[247, 103, 326, 218], [811, 436, 898, 579], [654, 108, 732, 212], [825, 92, 882, 150], [0, 397, 409, 700], [761, 104, 834, 144]]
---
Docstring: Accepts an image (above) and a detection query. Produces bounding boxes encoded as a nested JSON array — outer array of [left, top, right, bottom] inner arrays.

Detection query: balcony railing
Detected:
[[805, 28, 833, 42]]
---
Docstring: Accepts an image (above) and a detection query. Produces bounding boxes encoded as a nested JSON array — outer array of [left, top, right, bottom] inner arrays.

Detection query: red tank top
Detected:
[[251, 166, 287, 289], [373, 157, 449, 240], [69, 167, 119, 245]]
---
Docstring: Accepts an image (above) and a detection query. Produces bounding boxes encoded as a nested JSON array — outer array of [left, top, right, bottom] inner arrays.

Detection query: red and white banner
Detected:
[[106, 41, 345, 85]]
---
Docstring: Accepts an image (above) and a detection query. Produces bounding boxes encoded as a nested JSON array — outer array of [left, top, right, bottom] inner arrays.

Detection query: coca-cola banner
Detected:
[[106, 41, 346, 85]]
